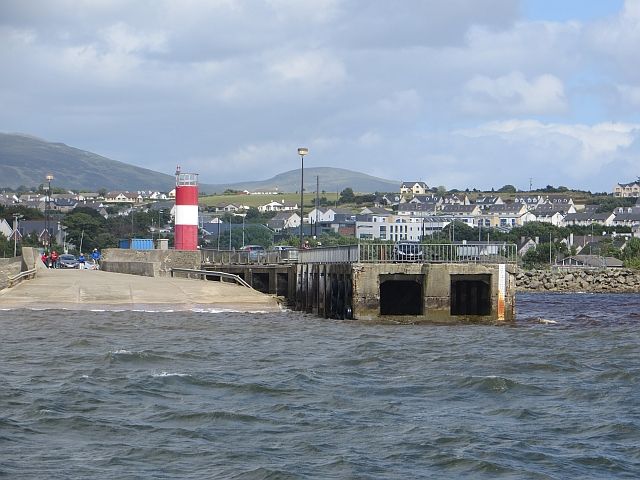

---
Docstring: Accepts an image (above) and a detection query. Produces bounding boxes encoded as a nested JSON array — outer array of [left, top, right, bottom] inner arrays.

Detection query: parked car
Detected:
[[240, 244, 266, 261], [393, 241, 424, 262], [270, 245, 296, 252], [58, 253, 79, 269]]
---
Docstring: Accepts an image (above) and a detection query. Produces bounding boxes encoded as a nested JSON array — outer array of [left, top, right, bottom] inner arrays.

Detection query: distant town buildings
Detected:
[[614, 181, 640, 197]]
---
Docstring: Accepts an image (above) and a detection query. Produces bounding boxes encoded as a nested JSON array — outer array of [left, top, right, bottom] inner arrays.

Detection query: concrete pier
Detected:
[[0, 261, 281, 312]]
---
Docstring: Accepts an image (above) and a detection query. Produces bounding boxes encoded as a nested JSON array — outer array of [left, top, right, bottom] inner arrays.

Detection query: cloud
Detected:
[[0, 0, 638, 195], [459, 72, 567, 115], [586, 0, 640, 81], [267, 50, 347, 87], [452, 120, 640, 189]]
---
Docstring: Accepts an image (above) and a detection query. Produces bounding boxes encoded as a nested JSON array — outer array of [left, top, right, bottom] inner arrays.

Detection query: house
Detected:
[[442, 194, 470, 205], [0, 218, 13, 238], [408, 194, 443, 210], [514, 195, 546, 209], [557, 255, 623, 268], [531, 204, 574, 226], [17, 220, 62, 246], [374, 193, 401, 207], [474, 195, 504, 210], [257, 200, 298, 213], [613, 181, 640, 197], [544, 196, 575, 207], [214, 203, 243, 213], [149, 191, 169, 200], [484, 203, 533, 229], [104, 191, 142, 203], [76, 192, 101, 201], [397, 203, 439, 216], [267, 212, 301, 232], [360, 206, 392, 216], [562, 212, 615, 227], [0, 193, 20, 206], [385, 217, 434, 242], [441, 204, 481, 226], [517, 237, 538, 257], [400, 181, 429, 195], [306, 207, 353, 224], [563, 234, 601, 254], [52, 198, 78, 213], [611, 212, 640, 228]]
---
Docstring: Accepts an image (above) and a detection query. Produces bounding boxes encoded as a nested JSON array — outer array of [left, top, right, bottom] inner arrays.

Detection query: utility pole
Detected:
[[315, 175, 320, 238], [12, 213, 23, 257]]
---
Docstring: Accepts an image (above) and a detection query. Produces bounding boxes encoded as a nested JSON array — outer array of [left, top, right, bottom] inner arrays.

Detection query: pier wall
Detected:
[[101, 249, 200, 277], [296, 262, 516, 323]]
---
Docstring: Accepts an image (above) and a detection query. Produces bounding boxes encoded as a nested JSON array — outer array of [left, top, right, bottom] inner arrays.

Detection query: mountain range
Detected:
[[0, 133, 399, 193]]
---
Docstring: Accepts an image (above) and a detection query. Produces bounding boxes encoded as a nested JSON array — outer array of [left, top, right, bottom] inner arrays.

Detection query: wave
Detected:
[[151, 371, 190, 378], [456, 375, 545, 394]]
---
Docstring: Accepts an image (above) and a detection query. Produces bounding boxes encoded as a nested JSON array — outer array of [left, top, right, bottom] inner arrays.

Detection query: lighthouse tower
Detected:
[[174, 166, 199, 250]]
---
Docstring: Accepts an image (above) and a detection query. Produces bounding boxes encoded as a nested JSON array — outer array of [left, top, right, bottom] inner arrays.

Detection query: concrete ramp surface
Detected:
[[0, 268, 281, 312]]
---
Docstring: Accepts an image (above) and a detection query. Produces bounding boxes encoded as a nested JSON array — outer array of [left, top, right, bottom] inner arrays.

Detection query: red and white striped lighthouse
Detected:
[[174, 166, 199, 250]]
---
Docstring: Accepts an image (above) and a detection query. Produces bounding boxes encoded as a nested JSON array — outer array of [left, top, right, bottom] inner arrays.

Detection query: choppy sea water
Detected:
[[1, 293, 640, 479]]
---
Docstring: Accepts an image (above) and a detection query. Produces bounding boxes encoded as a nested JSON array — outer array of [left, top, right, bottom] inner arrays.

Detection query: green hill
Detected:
[[201, 167, 399, 195], [0, 133, 175, 191], [0, 133, 400, 193]]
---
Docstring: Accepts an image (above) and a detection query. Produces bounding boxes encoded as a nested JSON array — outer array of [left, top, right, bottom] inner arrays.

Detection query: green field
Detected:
[[199, 192, 338, 209]]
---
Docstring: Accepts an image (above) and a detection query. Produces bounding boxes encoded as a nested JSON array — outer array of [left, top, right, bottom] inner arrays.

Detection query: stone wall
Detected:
[[517, 268, 640, 292], [101, 249, 201, 277], [0, 257, 22, 290]]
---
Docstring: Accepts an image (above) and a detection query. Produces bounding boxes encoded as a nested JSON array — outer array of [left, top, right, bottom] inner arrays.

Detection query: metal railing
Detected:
[[297, 245, 359, 264], [200, 243, 517, 266], [200, 249, 298, 265], [7, 268, 37, 288], [357, 242, 517, 264], [170, 268, 252, 288]]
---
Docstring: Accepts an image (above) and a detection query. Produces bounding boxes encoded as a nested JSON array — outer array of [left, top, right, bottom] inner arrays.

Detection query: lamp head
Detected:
[[46, 174, 54, 182], [297, 147, 309, 157]]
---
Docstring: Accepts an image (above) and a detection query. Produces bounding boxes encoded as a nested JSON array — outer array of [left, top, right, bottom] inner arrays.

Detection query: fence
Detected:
[[202, 243, 517, 265], [201, 248, 298, 266], [356, 243, 517, 264]]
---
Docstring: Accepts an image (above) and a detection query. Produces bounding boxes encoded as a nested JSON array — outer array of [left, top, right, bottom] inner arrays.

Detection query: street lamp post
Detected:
[[45, 174, 53, 249], [298, 147, 308, 248]]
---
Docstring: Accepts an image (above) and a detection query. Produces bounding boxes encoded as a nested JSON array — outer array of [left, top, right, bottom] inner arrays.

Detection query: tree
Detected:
[[0, 234, 11, 258], [339, 188, 355, 204], [497, 184, 517, 193], [442, 220, 475, 241]]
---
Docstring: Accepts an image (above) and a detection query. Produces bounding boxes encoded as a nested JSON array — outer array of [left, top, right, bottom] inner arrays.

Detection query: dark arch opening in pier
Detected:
[[276, 272, 289, 296], [380, 275, 423, 315], [251, 272, 270, 293], [450, 275, 491, 316]]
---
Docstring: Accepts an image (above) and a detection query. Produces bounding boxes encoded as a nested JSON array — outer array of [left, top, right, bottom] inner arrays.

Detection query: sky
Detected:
[[1, 0, 639, 192]]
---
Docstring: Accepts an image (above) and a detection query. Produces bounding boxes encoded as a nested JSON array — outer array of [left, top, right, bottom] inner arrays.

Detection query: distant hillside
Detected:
[[201, 167, 399, 194], [0, 133, 399, 193], [0, 133, 175, 191]]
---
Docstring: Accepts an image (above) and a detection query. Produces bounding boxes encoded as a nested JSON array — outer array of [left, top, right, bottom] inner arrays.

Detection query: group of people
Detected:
[[41, 250, 60, 268], [40, 248, 101, 269]]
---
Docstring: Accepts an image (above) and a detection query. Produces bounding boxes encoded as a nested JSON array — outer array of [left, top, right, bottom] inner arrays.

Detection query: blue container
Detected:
[[130, 238, 154, 250], [119, 239, 131, 249]]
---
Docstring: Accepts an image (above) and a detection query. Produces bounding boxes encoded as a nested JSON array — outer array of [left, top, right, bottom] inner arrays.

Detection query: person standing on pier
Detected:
[[91, 248, 101, 268]]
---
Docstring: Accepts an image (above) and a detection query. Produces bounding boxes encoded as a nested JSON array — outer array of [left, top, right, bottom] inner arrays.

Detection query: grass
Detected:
[[199, 192, 340, 209]]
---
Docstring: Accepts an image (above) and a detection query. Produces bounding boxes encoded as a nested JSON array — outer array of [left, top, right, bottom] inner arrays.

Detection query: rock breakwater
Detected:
[[517, 268, 640, 293]]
